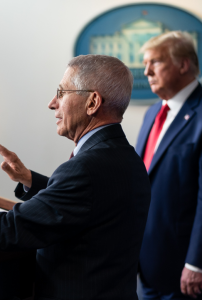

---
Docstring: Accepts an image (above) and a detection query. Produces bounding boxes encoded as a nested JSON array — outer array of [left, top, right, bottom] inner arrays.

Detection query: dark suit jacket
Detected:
[[136, 84, 202, 293], [0, 124, 150, 300]]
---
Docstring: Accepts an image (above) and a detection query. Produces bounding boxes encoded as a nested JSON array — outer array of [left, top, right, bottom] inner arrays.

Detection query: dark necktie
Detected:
[[69, 151, 74, 160], [143, 104, 170, 171]]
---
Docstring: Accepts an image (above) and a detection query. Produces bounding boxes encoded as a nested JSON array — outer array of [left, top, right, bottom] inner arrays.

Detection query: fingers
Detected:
[[181, 279, 197, 298], [1, 161, 19, 182], [0, 144, 17, 163], [0, 144, 10, 158], [0, 144, 32, 187], [181, 280, 186, 295], [194, 285, 202, 296], [187, 284, 197, 298], [181, 279, 189, 296], [1, 161, 8, 170], [181, 268, 202, 298], [181, 279, 196, 298]]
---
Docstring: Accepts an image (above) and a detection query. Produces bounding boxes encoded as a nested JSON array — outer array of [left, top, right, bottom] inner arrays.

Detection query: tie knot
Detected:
[[162, 103, 170, 113], [157, 103, 170, 121]]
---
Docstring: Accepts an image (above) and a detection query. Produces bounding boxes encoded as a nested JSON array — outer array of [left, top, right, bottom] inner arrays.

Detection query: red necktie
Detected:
[[69, 151, 74, 160], [143, 104, 170, 171]]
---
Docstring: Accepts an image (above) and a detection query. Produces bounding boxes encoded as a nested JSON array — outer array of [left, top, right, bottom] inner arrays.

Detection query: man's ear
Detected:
[[179, 58, 190, 75], [86, 91, 102, 116]]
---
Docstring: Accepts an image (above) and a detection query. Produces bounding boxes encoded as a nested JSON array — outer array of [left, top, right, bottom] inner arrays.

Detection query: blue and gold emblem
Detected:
[[75, 4, 202, 101]]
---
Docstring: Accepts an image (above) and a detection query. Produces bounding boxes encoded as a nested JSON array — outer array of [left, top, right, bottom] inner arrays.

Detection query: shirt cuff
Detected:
[[185, 263, 202, 273], [23, 185, 30, 192]]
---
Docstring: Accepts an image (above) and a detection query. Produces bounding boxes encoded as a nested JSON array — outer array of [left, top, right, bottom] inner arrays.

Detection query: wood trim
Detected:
[[0, 196, 17, 210]]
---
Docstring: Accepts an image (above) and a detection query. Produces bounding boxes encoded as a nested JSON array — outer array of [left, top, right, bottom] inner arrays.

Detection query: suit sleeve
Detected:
[[0, 159, 92, 251], [185, 150, 202, 269], [14, 170, 49, 200]]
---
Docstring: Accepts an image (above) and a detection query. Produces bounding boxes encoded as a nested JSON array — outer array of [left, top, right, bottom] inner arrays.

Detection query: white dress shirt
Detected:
[[154, 79, 198, 152], [153, 79, 201, 273]]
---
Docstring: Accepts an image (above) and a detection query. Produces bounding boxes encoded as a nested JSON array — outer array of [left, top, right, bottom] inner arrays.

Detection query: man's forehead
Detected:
[[59, 67, 74, 88], [143, 46, 168, 60]]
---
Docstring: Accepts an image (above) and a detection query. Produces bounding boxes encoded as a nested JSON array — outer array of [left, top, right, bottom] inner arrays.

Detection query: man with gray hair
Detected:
[[0, 55, 151, 300], [136, 31, 202, 300]]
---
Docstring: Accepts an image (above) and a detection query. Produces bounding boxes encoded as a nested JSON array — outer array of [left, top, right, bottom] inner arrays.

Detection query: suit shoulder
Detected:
[[142, 100, 161, 121], [49, 157, 91, 187], [147, 100, 161, 113]]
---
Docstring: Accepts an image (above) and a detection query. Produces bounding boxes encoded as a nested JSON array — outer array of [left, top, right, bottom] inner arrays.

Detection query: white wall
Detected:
[[0, 0, 201, 200]]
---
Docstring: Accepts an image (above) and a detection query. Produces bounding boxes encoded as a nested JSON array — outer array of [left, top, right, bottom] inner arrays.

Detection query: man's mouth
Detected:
[[56, 117, 62, 125], [148, 80, 156, 85]]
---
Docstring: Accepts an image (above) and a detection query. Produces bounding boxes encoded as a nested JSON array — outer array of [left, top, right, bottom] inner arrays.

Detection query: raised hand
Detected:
[[0, 145, 32, 188]]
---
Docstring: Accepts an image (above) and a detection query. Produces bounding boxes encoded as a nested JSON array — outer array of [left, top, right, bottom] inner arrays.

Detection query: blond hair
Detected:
[[141, 31, 199, 76]]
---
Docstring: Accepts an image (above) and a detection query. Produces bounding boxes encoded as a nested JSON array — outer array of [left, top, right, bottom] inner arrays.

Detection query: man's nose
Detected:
[[48, 95, 58, 110], [144, 63, 153, 76]]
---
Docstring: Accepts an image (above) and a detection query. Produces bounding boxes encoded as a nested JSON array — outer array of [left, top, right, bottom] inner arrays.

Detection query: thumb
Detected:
[[1, 161, 17, 181], [1, 161, 8, 171]]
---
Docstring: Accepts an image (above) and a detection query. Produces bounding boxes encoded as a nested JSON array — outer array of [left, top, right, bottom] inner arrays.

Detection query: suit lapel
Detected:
[[148, 84, 202, 175], [78, 124, 126, 154], [136, 102, 161, 158]]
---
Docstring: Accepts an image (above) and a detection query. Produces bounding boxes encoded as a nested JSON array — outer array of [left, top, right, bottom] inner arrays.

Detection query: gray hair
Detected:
[[67, 55, 133, 118], [140, 31, 199, 76]]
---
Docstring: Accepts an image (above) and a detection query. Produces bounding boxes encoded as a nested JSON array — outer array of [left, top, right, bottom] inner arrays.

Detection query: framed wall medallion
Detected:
[[75, 3, 202, 102]]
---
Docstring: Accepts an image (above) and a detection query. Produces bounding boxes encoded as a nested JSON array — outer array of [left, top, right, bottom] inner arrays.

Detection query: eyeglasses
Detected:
[[57, 88, 94, 99]]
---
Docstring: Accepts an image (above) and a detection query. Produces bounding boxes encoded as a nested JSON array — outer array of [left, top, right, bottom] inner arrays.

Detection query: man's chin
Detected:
[[57, 128, 64, 136], [57, 128, 74, 140], [150, 86, 159, 95]]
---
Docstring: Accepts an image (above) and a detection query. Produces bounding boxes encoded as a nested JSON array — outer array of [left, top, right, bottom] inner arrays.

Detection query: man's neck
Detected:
[[162, 76, 196, 100], [164, 78, 198, 103], [74, 117, 121, 144]]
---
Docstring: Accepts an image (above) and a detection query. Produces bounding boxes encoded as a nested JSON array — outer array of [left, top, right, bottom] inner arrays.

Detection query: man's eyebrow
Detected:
[[143, 56, 162, 64], [151, 56, 164, 61], [59, 84, 70, 90]]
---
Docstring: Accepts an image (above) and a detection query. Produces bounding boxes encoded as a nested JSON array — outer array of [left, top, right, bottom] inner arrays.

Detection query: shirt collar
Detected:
[[162, 79, 199, 115], [73, 124, 114, 156]]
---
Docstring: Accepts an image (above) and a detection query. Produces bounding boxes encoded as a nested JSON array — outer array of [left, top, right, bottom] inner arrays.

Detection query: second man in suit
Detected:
[[136, 31, 202, 300]]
